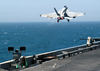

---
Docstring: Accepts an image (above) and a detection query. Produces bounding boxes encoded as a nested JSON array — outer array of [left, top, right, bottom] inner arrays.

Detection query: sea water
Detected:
[[0, 21, 100, 63]]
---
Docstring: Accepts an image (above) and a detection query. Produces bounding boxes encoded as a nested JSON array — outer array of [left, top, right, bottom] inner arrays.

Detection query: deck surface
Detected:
[[1, 48, 100, 71], [18, 48, 100, 71]]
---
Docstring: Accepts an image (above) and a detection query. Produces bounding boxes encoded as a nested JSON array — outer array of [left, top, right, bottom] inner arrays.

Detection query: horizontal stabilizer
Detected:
[[64, 17, 73, 19]]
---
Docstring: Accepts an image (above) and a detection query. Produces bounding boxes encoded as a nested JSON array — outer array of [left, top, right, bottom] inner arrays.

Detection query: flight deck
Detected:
[[20, 47, 100, 71], [0, 37, 100, 71]]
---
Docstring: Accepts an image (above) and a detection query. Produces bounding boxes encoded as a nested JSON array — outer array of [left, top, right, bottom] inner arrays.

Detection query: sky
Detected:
[[0, 0, 100, 22]]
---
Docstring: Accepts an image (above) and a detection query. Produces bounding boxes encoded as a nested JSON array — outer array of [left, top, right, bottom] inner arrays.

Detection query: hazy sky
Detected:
[[0, 0, 100, 22]]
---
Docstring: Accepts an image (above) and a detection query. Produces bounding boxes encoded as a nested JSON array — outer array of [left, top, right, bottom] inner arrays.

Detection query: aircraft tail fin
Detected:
[[60, 6, 69, 14], [54, 7, 60, 16]]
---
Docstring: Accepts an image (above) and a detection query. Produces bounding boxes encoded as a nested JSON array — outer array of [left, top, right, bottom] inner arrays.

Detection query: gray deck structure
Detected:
[[0, 41, 100, 71], [19, 48, 100, 71]]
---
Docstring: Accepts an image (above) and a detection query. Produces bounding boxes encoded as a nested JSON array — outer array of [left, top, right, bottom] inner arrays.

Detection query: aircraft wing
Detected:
[[40, 13, 58, 19], [68, 12, 85, 17], [64, 17, 73, 19]]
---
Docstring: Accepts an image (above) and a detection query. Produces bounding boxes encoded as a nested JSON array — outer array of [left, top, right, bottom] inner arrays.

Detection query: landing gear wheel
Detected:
[[67, 19, 69, 22], [57, 19, 59, 22]]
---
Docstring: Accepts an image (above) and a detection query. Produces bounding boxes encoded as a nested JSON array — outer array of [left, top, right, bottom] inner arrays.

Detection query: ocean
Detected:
[[0, 21, 100, 63]]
